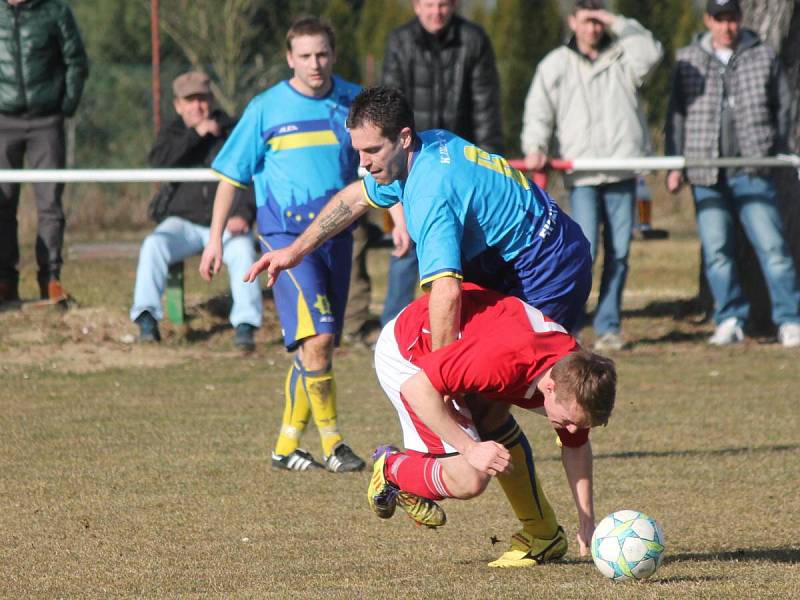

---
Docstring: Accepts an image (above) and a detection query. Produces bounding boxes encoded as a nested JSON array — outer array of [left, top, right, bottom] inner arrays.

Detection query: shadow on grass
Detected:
[[633, 329, 709, 345], [665, 547, 800, 564], [532, 443, 799, 464], [650, 575, 725, 584], [595, 443, 799, 461], [622, 298, 710, 322]]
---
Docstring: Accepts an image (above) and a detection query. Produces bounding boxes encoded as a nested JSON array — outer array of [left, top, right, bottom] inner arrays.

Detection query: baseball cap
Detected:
[[172, 71, 211, 99], [706, 0, 741, 17]]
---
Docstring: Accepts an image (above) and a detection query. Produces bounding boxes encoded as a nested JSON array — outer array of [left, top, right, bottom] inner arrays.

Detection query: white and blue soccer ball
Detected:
[[590, 509, 665, 581]]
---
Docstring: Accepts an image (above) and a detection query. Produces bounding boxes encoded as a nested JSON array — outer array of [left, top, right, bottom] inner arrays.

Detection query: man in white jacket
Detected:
[[522, 0, 662, 351]]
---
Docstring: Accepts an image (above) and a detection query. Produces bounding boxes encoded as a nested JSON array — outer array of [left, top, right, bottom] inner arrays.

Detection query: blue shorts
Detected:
[[259, 232, 353, 351], [462, 209, 591, 331]]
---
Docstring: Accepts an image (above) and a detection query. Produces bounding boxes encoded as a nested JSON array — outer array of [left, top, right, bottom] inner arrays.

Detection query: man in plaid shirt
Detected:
[[665, 0, 800, 348]]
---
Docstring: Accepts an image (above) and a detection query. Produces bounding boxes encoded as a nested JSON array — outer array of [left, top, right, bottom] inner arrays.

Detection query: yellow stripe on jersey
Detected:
[[213, 170, 249, 189], [361, 179, 382, 209], [268, 130, 339, 151], [420, 271, 464, 289]]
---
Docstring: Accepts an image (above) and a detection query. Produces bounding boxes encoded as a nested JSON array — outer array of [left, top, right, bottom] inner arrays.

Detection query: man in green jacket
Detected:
[[0, 0, 88, 304]]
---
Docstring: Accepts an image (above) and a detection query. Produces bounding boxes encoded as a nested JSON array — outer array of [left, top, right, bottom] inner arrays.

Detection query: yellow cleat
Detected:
[[488, 526, 568, 568], [367, 446, 399, 519], [396, 491, 447, 528]]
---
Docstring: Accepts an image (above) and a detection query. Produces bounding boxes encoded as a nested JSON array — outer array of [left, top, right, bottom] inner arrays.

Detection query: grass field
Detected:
[[2, 191, 799, 598]]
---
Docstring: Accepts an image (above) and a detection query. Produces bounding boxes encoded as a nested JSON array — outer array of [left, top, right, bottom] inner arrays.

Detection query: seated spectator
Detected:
[[130, 71, 262, 349]]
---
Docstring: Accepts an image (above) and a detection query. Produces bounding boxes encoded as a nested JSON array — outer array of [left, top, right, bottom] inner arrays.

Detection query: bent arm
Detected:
[[401, 372, 510, 475], [611, 16, 663, 85], [521, 65, 556, 157], [290, 180, 369, 260], [428, 276, 462, 351], [562, 441, 594, 555], [58, 5, 89, 116]]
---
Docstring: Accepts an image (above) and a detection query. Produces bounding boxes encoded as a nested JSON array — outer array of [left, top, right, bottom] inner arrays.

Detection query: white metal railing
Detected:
[[0, 155, 798, 182]]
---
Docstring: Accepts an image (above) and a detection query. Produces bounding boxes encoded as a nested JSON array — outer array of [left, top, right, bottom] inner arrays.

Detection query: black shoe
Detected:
[[271, 449, 324, 471], [325, 442, 366, 473], [135, 311, 161, 343], [234, 323, 257, 351]]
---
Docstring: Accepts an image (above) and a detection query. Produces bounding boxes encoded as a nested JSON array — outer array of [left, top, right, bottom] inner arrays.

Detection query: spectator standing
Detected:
[[0, 0, 88, 304], [379, 0, 504, 325], [521, 0, 662, 351], [666, 0, 800, 348], [130, 72, 262, 350]]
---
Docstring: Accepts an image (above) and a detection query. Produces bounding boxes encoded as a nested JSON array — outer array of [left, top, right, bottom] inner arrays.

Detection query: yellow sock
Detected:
[[301, 363, 342, 457], [487, 417, 559, 539], [273, 358, 311, 457]]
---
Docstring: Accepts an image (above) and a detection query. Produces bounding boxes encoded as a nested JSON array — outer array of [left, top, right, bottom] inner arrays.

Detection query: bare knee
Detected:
[[298, 333, 334, 371], [443, 469, 491, 499]]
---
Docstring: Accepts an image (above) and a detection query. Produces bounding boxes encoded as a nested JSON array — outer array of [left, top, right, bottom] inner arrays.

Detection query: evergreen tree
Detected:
[[355, 0, 413, 85], [483, 0, 562, 155], [323, 0, 364, 82], [614, 0, 701, 134]]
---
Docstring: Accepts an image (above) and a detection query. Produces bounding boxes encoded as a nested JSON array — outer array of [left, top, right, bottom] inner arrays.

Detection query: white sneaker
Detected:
[[594, 331, 625, 351], [778, 323, 800, 348], [708, 317, 744, 346]]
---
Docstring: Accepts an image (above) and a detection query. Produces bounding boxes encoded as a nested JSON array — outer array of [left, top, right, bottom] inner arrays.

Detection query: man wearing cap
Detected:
[[130, 71, 262, 349], [666, 0, 800, 348]]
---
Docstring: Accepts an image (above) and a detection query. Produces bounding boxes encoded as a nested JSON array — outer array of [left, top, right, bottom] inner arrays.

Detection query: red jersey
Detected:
[[393, 284, 588, 447]]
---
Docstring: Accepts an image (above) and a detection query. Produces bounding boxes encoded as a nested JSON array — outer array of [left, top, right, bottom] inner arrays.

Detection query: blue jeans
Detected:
[[570, 179, 635, 335], [130, 216, 263, 327], [692, 174, 800, 326], [380, 245, 418, 326]]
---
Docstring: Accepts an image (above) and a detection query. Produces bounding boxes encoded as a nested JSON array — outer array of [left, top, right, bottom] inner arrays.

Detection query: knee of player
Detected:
[[450, 470, 490, 500], [299, 333, 335, 369]]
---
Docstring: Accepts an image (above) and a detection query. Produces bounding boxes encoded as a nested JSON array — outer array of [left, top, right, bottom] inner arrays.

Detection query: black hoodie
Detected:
[[148, 109, 254, 226]]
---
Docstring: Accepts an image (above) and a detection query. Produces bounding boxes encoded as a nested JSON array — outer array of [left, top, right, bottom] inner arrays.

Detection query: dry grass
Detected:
[[2, 192, 799, 598]]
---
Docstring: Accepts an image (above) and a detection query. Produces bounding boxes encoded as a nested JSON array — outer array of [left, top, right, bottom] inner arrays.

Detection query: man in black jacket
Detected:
[[0, 0, 89, 304], [377, 0, 504, 326], [130, 72, 262, 349]]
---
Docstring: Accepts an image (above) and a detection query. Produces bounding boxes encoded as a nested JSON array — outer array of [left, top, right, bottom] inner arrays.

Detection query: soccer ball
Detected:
[[590, 509, 665, 581]]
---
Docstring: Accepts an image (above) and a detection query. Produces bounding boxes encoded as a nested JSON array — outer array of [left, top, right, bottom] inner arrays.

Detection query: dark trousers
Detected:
[[0, 113, 66, 285], [343, 216, 372, 336]]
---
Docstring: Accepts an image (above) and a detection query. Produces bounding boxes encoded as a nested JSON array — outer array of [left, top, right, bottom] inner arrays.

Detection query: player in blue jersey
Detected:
[[199, 17, 365, 474], [246, 86, 594, 567]]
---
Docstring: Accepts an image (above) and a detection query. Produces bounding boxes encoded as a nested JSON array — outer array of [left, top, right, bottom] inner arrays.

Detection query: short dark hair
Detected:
[[551, 349, 616, 427], [346, 87, 416, 142], [286, 16, 336, 52], [571, 0, 606, 14]]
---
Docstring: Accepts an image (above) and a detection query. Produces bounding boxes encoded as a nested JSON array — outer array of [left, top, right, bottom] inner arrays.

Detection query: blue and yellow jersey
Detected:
[[212, 76, 361, 236], [362, 130, 567, 287]]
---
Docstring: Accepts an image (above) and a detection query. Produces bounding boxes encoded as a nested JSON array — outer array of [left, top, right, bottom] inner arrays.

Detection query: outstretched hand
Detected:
[[243, 245, 301, 287], [463, 441, 512, 477]]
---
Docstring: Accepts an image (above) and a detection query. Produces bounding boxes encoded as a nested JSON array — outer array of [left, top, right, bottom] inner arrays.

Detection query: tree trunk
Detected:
[[701, 1, 800, 334]]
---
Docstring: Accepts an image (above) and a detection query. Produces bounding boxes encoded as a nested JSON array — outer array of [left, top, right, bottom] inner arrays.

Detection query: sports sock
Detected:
[[385, 452, 452, 501], [273, 357, 311, 457], [483, 416, 559, 539], [302, 362, 343, 457]]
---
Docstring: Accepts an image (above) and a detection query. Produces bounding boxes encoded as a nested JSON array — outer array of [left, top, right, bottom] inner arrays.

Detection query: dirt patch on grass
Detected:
[[0, 302, 280, 374]]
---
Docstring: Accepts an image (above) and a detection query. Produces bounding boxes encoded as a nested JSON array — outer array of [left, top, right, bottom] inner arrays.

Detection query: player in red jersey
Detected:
[[368, 284, 616, 567]]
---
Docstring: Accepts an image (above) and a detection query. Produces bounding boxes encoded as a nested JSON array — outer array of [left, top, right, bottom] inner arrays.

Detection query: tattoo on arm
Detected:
[[314, 201, 352, 246]]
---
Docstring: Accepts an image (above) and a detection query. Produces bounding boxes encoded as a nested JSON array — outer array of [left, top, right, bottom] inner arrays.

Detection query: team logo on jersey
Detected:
[[313, 294, 332, 315]]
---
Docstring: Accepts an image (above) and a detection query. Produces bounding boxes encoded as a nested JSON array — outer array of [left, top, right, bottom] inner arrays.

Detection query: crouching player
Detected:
[[369, 284, 616, 567]]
